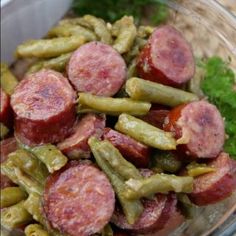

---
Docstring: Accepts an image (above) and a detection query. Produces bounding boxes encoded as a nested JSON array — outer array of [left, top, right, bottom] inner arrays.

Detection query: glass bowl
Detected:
[[1, 0, 236, 236]]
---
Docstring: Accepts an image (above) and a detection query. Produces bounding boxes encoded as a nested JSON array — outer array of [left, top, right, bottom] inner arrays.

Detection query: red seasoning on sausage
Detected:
[[67, 42, 127, 96], [103, 128, 150, 167], [43, 162, 115, 236], [57, 113, 105, 159], [11, 69, 76, 146], [163, 100, 225, 158], [189, 152, 235, 205], [0, 88, 13, 128], [137, 25, 195, 87]]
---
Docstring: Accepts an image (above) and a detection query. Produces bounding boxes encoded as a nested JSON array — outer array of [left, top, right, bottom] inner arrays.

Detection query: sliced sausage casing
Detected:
[[163, 100, 225, 158], [11, 69, 77, 146], [67, 41, 127, 96], [43, 162, 115, 236], [57, 113, 106, 159], [137, 25, 195, 87]]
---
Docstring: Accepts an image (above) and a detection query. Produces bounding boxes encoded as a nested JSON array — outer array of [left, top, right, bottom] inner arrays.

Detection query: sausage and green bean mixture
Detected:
[[0, 12, 235, 236]]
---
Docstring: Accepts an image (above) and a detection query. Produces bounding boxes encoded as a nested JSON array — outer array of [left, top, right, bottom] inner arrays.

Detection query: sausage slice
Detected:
[[103, 128, 150, 167], [112, 193, 177, 234], [57, 113, 105, 159], [188, 152, 235, 205], [67, 42, 127, 96], [137, 25, 195, 87], [43, 162, 115, 236], [0, 88, 13, 128], [11, 69, 76, 146], [163, 100, 225, 158]]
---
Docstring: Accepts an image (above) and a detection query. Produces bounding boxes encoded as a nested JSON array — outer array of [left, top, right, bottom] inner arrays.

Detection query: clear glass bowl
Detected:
[[146, 0, 236, 235], [1, 0, 236, 236]]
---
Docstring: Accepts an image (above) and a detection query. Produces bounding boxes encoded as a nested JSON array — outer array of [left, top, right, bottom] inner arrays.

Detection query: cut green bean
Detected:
[[115, 114, 176, 150], [126, 77, 199, 107], [27, 53, 72, 74], [89, 137, 143, 225], [124, 173, 193, 200], [24, 193, 44, 224], [59, 17, 93, 29], [0, 123, 9, 140], [1, 187, 27, 208], [0, 63, 18, 95], [177, 193, 196, 219], [83, 15, 112, 44], [137, 26, 155, 38], [1, 161, 43, 195], [16, 36, 86, 58], [95, 140, 142, 180], [25, 224, 49, 236], [102, 224, 113, 236], [23, 144, 68, 173], [152, 151, 182, 173], [112, 16, 137, 54], [8, 149, 49, 184], [47, 24, 97, 41], [186, 162, 215, 177], [78, 93, 151, 116], [1, 201, 32, 229]]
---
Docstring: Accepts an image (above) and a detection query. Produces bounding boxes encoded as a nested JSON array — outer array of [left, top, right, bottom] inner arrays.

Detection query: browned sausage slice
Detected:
[[11, 69, 76, 146], [67, 42, 127, 96], [43, 162, 115, 236], [0, 88, 13, 128], [137, 25, 195, 87], [103, 128, 150, 167], [163, 100, 225, 158], [57, 114, 105, 159], [0, 137, 18, 188], [189, 152, 235, 205], [112, 193, 177, 234]]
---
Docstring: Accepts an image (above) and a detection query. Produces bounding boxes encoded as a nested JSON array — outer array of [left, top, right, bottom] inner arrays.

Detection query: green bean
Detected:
[[186, 162, 215, 177], [0, 63, 18, 95], [115, 114, 176, 150], [1, 160, 43, 195], [1, 201, 32, 229], [47, 24, 97, 41], [89, 137, 143, 225], [124, 37, 147, 63], [27, 53, 72, 74], [78, 93, 151, 116], [0, 123, 9, 139], [23, 144, 68, 173], [152, 151, 182, 173], [25, 224, 49, 236], [177, 193, 196, 219], [137, 26, 155, 38], [126, 77, 199, 107], [127, 58, 137, 79], [124, 173, 193, 200], [8, 149, 49, 184], [16, 36, 86, 58], [59, 17, 93, 29], [1, 187, 27, 208], [83, 15, 112, 44], [112, 16, 137, 54], [24, 193, 44, 224], [95, 140, 143, 180], [102, 224, 113, 236]]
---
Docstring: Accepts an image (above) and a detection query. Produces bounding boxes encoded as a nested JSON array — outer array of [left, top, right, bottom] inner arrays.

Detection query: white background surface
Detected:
[[1, 0, 72, 63]]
